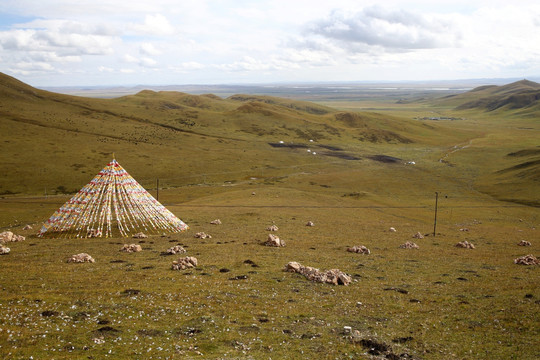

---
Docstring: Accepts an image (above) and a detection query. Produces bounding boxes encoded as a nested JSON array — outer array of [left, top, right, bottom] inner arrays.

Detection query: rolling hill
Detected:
[[0, 72, 464, 196], [434, 79, 540, 115]]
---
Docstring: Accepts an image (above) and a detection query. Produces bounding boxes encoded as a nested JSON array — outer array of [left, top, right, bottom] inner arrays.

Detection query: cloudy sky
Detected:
[[1, 0, 539, 87]]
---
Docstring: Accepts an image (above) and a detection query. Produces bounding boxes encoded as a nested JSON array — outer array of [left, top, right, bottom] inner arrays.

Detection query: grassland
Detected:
[[1, 73, 539, 359]]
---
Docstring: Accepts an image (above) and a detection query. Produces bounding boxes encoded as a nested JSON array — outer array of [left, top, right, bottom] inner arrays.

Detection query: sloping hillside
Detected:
[[435, 79, 540, 114], [476, 147, 540, 207], [1, 72, 467, 196]]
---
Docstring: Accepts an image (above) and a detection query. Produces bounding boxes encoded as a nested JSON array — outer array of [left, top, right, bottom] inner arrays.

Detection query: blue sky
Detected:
[[1, 0, 539, 87]]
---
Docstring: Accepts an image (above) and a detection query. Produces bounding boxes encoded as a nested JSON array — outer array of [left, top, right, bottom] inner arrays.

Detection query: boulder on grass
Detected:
[[389, 227, 397, 232], [210, 219, 222, 225], [172, 256, 198, 270], [132, 232, 148, 239], [0, 245, 10, 255], [455, 241, 475, 249], [67, 253, 95, 263], [514, 255, 539, 265], [264, 233, 285, 247], [518, 240, 532, 246], [399, 241, 419, 249], [23, 224, 33, 230], [284, 261, 351, 285], [266, 224, 279, 231], [120, 244, 142, 253], [194, 232, 212, 239], [306, 221, 315, 227], [167, 245, 187, 254], [412, 232, 424, 239], [0, 231, 13, 243], [347, 245, 370, 254], [0, 231, 25, 243]]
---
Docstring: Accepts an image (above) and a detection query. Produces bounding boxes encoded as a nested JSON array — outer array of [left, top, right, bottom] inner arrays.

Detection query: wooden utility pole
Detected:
[[433, 192, 439, 237]]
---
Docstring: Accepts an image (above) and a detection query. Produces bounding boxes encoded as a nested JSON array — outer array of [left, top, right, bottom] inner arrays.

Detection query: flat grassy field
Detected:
[[1, 187, 538, 359], [1, 75, 539, 359]]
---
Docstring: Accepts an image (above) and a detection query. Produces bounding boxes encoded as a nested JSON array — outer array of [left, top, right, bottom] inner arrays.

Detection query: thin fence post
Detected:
[[433, 192, 439, 237], [156, 178, 159, 201]]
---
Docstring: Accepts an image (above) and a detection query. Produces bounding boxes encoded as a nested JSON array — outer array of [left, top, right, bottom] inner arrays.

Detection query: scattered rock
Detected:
[[518, 240, 532, 246], [284, 261, 351, 285], [399, 241, 419, 249], [194, 232, 212, 239], [93, 337, 105, 344], [229, 275, 249, 280], [0, 231, 25, 243], [347, 245, 370, 254], [306, 221, 315, 227], [264, 233, 285, 247], [0, 244, 10, 255], [120, 244, 142, 253], [167, 245, 187, 254], [514, 255, 539, 265], [459, 228, 469, 232], [455, 241, 475, 249], [412, 232, 424, 239], [132, 232, 148, 239], [210, 219, 222, 225], [389, 227, 397, 232], [171, 256, 198, 270], [23, 224, 33, 230], [67, 253, 95, 263], [266, 224, 279, 231]]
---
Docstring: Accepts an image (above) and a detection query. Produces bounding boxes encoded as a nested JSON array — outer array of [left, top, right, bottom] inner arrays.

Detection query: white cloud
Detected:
[[139, 42, 161, 56], [123, 53, 157, 68], [10, 61, 55, 75], [305, 6, 460, 52], [123, 54, 138, 63], [1, 0, 539, 85], [139, 57, 157, 67], [130, 14, 175, 36], [169, 62, 205, 72]]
